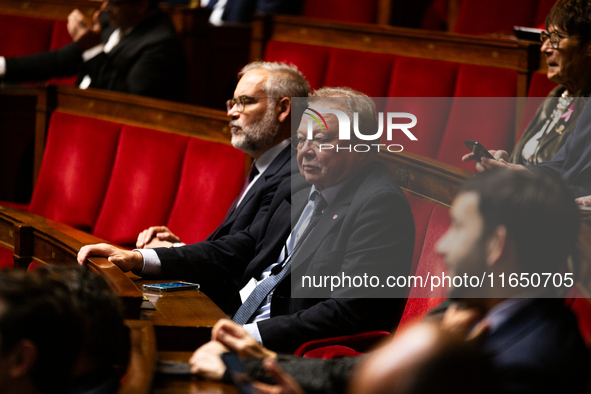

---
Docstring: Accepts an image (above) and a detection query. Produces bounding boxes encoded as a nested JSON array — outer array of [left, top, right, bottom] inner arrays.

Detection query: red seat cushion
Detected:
[[302, 0, 378, 24], [436, 65, 518, 171], [324, 49, 395, 97], [0, 15, 54, 57], [165, 138, 245, 244], [92, 125, 189, 245], [454, 0, 538, 35], [29, 112, 121, 232], [264, 41, 329, 91]]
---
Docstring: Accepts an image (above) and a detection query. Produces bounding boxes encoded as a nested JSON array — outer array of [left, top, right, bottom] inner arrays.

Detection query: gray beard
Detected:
[[231, 108, 280, 156]]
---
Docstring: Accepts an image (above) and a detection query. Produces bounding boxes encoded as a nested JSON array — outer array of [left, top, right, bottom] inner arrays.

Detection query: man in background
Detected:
[[0, 0, 187, 102]]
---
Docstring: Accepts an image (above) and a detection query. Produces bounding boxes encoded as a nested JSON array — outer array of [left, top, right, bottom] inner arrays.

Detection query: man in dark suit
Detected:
[[78, 87, 415, 352], [135, 62, 310, 251], [0, 0, 187, 102], [194, 169, 588, 394]]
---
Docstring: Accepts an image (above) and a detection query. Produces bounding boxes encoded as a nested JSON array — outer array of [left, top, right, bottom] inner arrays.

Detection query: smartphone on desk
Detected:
[[465, 140, 495, 161], [142, 281, 200, 292]]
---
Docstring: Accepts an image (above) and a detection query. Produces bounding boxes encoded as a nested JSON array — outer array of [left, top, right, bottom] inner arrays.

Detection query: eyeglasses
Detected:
[[290, 137, 339, 150], [540, 31, 568, 49], [226, 95, 278, 113]]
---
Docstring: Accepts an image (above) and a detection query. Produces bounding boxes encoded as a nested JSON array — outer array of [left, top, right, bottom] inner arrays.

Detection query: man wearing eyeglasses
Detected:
[[136, 62, 309, 257], [0, 0, 187, 102], [79, 87, 414, 352]]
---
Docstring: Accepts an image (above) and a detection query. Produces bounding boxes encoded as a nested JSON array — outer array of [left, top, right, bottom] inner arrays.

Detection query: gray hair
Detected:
[[309, 87, 379, 142], [239, 61, 311, 100]]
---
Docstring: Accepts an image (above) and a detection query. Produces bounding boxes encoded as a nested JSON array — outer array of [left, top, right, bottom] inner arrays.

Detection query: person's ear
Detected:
[[486, 225, 507, 267], [7, 339, 38, 379], [277, 97, 291, 123]]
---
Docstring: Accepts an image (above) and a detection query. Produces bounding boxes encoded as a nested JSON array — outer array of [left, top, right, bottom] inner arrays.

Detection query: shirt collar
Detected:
[[308, 178, 349, 206], [252, 139, 290, 175]]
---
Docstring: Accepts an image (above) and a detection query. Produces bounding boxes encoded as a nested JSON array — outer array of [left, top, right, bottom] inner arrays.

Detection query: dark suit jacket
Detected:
[[154, 161, 414, 352], [202, 145, 293, 304], [531, 94, 591, 197], [485, 298, 589, 394], [206, 145, 293, 241], [4, 12, 187, 102], [244, 299, 589, 394]]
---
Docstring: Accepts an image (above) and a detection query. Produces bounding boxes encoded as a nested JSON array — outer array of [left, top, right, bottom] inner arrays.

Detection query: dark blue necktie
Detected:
[[232, 191, 327, 325]]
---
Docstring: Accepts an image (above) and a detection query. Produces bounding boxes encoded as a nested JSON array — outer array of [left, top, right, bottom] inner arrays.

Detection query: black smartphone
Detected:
[[221, 352, 255, 394], [142, 281, 200, 292], [465, 140, 495, 161]]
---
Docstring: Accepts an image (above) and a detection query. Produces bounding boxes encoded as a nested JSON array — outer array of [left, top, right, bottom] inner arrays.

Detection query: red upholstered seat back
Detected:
[[302, 0, 378, 24], [405, 193, 437, 276], [398, 205, 449, 328], [165, 138, 246, 244], [386, 58, 459, 157], [29, 112, 121, 232], [454, 0, 538, 35], [0, 15, 54, 57], [534, 0, 558, 28], [264, 41, 329, 91], [435, 65, 518, 171], [92, 126, 189, 245], [323, 49, 395, 97]]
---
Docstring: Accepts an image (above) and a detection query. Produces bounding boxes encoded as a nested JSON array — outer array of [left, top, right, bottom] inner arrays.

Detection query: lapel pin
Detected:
[[333, 215, 338, 220]]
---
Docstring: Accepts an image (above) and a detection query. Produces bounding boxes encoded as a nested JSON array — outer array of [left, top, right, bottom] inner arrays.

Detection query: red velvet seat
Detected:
[[323, 49, 395, 97], [435, 64, 518, 171], [385, 58, 459, 157], [302, 0, 378, 24], [405, 193, 437, 276], [263, 41, 330, 91], [28, 112, 122, 233], [398, 205, 449, 328], [92, 125, 189, 246], [454, 0, 538, 35], [0, 15, 54, 57], [293, 331, 391, 358], [165, 138, 246, 244]]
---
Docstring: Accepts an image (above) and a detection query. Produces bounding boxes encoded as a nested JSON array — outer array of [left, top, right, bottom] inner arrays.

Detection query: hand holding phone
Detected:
[[222, 352, 255, 394], [465, 140, 495, 161]]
